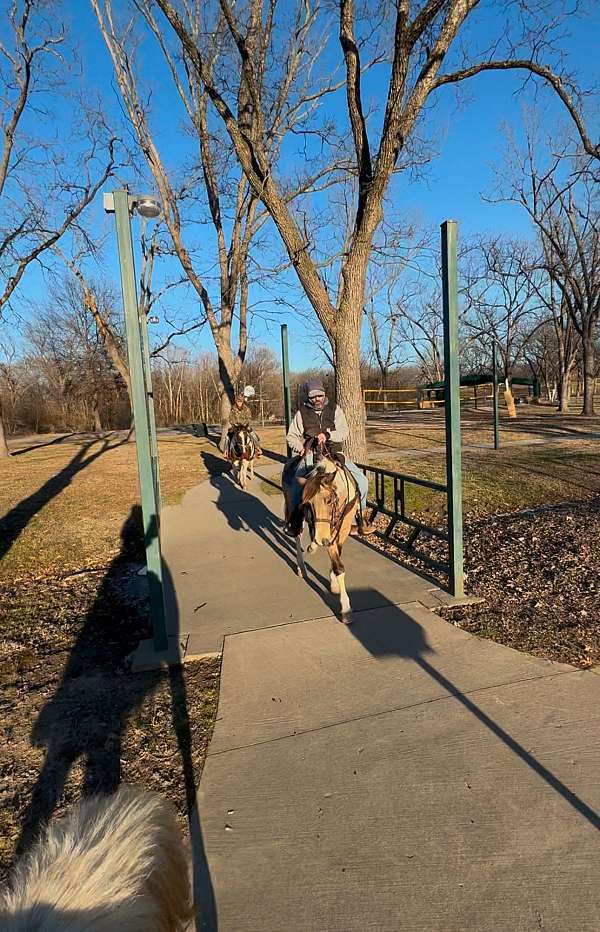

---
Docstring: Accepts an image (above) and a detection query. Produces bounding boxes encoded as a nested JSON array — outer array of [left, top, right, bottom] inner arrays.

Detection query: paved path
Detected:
[[158, 453, 455, 656], [160, 451, 600, 931]]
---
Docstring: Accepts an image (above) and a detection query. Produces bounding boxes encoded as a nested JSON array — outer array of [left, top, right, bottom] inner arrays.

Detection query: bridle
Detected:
[[231, 425, 254, 460], [303, 447, 360, 545]]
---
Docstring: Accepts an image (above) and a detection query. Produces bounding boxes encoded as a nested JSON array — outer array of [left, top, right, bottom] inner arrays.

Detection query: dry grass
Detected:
[[1, 432, 209, 581], [371, 440, 600, 525]]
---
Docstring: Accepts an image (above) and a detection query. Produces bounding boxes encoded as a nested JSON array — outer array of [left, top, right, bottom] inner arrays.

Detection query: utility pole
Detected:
[[441, 220, 464, 599], [281, 324, 292, 455]]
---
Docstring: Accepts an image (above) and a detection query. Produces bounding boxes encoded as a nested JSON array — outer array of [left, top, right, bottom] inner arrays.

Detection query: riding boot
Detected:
[[350, 511, 375, 537], [284, 507, 304, 538]]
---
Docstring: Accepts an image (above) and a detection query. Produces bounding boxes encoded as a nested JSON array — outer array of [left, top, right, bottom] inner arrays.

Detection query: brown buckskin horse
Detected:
[[295, 455, 360, 623], [226, 425, 256, 490]]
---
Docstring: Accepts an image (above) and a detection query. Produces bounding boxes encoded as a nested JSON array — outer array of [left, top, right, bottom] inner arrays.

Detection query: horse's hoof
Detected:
[[341, 612, 353, 625], [307, 542, 318, 554]]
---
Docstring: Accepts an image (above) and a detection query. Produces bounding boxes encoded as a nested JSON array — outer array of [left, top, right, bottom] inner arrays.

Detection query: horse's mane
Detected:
[[302, 461, 338, 503], [302, 470, 325, 503]]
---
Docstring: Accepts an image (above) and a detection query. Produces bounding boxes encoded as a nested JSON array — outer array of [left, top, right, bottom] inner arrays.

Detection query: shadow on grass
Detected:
[[14, 506, 219, 930], [11, 432, 81, 456], [0, 434, 130, 564], [16, 506, 159, 855]]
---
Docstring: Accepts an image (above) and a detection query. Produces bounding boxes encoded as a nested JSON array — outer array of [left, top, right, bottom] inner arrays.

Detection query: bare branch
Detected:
[[433, 59, 599, 161]]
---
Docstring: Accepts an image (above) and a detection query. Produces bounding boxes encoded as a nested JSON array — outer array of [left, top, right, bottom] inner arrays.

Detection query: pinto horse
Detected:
[[226, 425, 256, 490], [284, 449, 360, 623]]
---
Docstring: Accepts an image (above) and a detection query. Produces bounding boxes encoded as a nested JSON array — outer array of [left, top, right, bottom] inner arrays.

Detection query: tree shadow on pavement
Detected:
[[346, 591, 600, 834]]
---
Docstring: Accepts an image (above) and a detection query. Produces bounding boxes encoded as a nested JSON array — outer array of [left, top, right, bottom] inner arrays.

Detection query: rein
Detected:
[[305, 460, 359, 545]]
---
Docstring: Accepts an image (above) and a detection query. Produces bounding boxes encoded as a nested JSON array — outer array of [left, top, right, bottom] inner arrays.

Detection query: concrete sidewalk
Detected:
[[163, 449, 600, 931], [158, 450, 456, 656]]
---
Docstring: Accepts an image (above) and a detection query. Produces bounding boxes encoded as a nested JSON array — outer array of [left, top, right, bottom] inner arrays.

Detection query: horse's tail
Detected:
[[1, 785, 193, 931]]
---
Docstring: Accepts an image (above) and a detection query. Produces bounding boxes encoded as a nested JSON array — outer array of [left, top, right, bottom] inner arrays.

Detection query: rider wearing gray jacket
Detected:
[[284, 379, 373, 535]]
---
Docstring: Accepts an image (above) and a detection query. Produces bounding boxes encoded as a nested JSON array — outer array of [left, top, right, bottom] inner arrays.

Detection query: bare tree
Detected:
[[493, 127, 600, 414], [463, 237, 544, 381], [152, 0, 597, 459], [54, 227, 204, 417], [397, 287, 446, 384], [93, 0, 323, 438], [366, 299, 401, 391], [0, 0, 121, 454], [54, 248, 132, 399], [523, 262, 579, 411]]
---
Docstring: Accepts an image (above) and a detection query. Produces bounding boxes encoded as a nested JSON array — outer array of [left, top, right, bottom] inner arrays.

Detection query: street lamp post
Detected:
[[104, 189, 168, 652]]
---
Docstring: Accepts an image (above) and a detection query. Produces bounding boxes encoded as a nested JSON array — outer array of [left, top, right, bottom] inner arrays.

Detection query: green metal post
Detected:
[[492, 341, 500, 450], [441, 221, 464, 598], [139, 308, 161, 517], [113, 189, 168, 651], [281, 324, 292, 454]]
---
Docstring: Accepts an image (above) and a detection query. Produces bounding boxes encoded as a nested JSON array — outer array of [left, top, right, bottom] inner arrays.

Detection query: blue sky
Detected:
[[5, 1, 599, 371]]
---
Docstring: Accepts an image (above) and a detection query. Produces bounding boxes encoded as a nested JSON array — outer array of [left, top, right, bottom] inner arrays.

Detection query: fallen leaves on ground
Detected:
[[0, 553, 219, 884], [370, 498, 600, 669]]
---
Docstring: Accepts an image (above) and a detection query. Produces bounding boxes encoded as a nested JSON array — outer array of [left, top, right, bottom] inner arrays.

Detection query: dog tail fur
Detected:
[[1, 785, 193, 931]]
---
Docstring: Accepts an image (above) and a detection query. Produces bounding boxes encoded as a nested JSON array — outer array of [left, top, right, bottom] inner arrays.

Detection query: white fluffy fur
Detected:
[[1, 785, 193, 931]]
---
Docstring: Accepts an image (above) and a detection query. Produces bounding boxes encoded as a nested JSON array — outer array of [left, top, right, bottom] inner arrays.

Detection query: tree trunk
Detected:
[[558, 369, 571, 414], [92, 393, 103, 434], [582, 335, 595, 416], [217, 352, 237, 451], [0, 407, 10, 457], [219, 390, 232, 452], [334, 320, 367, 462]]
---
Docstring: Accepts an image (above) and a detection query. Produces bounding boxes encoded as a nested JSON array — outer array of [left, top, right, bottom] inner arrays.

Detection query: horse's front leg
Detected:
[[239, 459, 248, 490], [248, 457, 254, 481], [328, 542, 351, 622], [296, 536, 308, 579]]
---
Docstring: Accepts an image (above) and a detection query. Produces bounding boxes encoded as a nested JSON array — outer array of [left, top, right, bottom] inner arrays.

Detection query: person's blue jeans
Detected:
[[284, 455, 368, 513]]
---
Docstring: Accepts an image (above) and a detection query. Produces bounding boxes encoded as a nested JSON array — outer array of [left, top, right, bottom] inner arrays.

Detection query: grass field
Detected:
[[370, 440, 600, 525], [1, 432, 209, 580]]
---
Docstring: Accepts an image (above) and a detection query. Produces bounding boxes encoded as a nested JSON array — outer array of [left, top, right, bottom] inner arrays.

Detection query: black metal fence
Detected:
[[357, 462, 449, 573]]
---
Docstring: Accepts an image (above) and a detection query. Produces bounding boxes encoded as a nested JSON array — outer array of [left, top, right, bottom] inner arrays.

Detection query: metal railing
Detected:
[[357, 461, 449, 573]]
